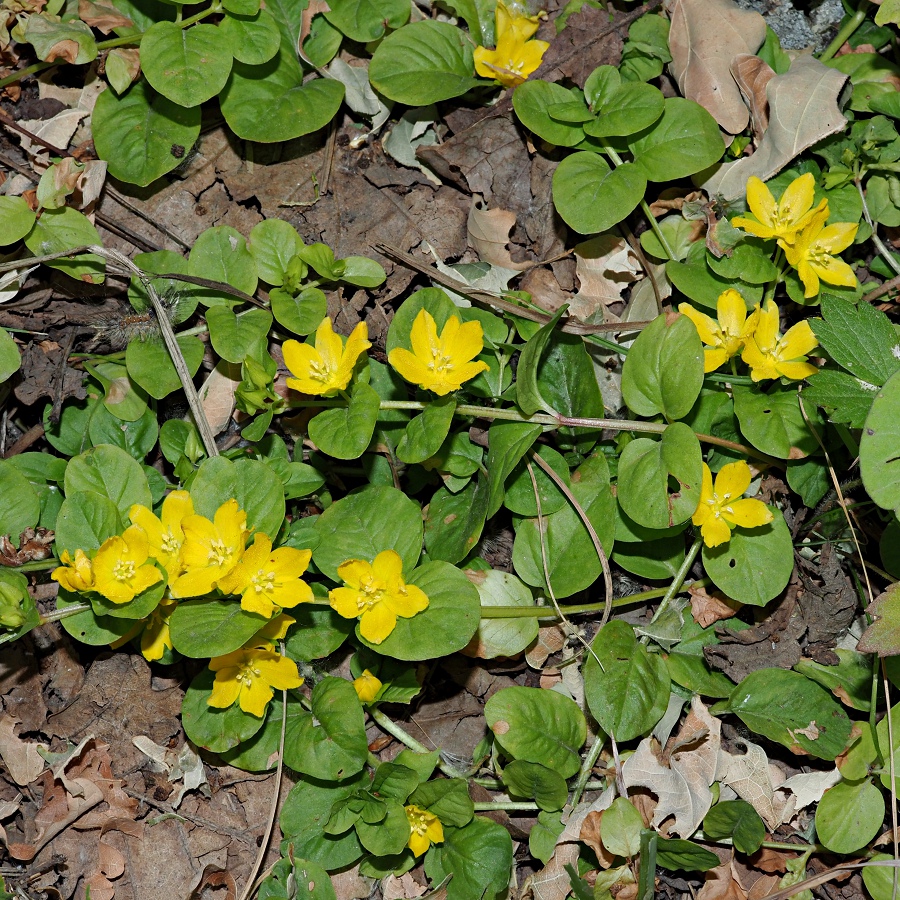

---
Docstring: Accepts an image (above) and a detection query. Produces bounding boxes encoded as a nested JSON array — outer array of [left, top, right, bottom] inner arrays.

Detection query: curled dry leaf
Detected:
[[665, 0, 766, 135], [0, 715, 47, 785], [467, 202, 529, 271], [571, 234, 641, 319], [77, 0, 133, 33], [198, 359, 241, 436], [702, 56, 848, 201], [716, 740, 781, 829], [689, 584, 740, 627], [731, 54, 776, 143]]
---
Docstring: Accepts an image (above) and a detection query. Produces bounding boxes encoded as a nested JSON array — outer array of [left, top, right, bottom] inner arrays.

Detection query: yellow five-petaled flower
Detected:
[[283, 317, 371, 397], [474, 1, 549, 88], [692, 461, 774, 549], [129, 489, 195, 581], [170, 499, 248, 599], [208, 643, 304, 718], [92, 525, 163, 604], [779, 205, 858, 299], [731, 173, 826, 244], [217, 533, 313, 619], [741, 300, 819, 382], [405, 804, 444, 856], [678, 289, 758, 374], [388, 309, 489, 397], [329, 549, 429, 644]]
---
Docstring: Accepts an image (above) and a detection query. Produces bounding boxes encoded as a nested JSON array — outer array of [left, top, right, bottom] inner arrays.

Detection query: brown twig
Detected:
[[862, 273, 900, 304], [2, 423, 44, 458]]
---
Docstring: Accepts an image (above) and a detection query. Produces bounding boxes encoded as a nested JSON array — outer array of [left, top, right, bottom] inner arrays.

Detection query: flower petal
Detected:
[[778, 172, 815, 224], [716, 289, 748, 338], [714, 461, 752, 499], [703, 347, 729, 373], [388, 347, 432, 389], [409, 309, 439, 362], [809, 256, 857, 289], [776, 360, 819, 381], [372, 549, 403, 585], [745, 177, 777, 229], [359, 602, 397, 644], [330, 586, 365, 619], [337, 558, 374, 589], [816, 221, 858, 255], [779, 320, 818, 360], [208, 670, 241, 708], [678, 303, 719, 345], [240, 677, 273, 717], [701, 515, 732, 548], [388, 583, 430, 618], [255, 654, 303, 690], [725, 498, 774, 530]]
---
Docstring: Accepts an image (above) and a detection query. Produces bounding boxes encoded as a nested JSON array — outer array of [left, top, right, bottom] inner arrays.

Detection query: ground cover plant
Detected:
[[3, 0, 900, 897]]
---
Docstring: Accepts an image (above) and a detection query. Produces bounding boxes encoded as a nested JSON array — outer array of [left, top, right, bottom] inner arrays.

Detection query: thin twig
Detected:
[[863, 273, 900, 304], [857, 178, 900, 278]]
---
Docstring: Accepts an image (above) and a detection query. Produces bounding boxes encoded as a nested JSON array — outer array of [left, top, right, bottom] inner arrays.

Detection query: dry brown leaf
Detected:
[[698, 859, 750, 900], [106, 47, 141, 90], [731, 54, 775, 142], [777, 767, 841, 813], [526, 623, 567, 669], [199, 359, 240, 435], [716, 741, 779, 829], [578, 810, 616, 869], [382, 872, 428, 899], [0, 715, 47, 785], [689, 585, 741, 627], [78, 0, 132, 32], [467, 202, 528, 271], [665, 0, 766, 135], [571, 234, 641, 319], [18, 110, 88, 162], [622, 697, 719, 837], [331, 865, 372, 899], [702, 56, 848, 200], [519, 267, 571, 315]]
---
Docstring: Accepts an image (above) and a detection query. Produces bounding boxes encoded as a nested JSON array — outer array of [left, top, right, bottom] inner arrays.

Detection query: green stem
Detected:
[[478, 581, 710, 618], [14, 559, 59, 573], [648, 537, 701, 626], [819, 0, 872, 62], [571, 736, 606, 807], [40, 603, 92, 623], [368, 707, 431, 755], [638, 829, 658, 900]]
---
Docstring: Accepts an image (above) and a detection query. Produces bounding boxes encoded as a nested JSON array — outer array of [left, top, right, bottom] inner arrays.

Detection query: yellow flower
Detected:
[[731, 173, 827, 244], [388, 309, 489, 397], [208, 643, 303, 718], [92, 526, 162, 604], [217, 533, 313, 618], [129, 490, 194, 581], [678, 290, 758, 373], [52, 548, 95, 593], [692, 462, 774, 548], [474, 0, 549, 88], [329, 549, 429, 644], [741, 300, 819, 382], [283, 318, 371, 397], [405, 805, 444, 856], [352, 669, 383, 702], [256, 612, 296, 642], [170, 499, 248, 599], [110, 598, 176, 660], [779, 206, 858, 299]]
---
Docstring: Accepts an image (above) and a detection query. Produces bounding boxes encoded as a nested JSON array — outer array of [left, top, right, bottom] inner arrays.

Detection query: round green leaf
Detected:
[[324, 0, 409, 42], [340, 256, 386, 288], [270, 287, 327, 335], [0, 460, 40, 542], [182, 668, 266, 752], [188, 225, 258, 299], [861, 368, 900, 516], [249, 218, 305, 285], [309, 382, 380, 461], [617, 424, 703, 529], [424, 477, 489, 564], [65, 444, 152, 518], [169, 597, 269, 657], [463, 568, 538, 660], [359, 560, 480, 661], [622, 314, 703, 420], [57, 589, 135, 645], [221, 696, 305, 771], [397, 396, 456, 465], [504, 444, 569, 517], [0, 196, 36, 245], [125, 334, 205, 399], [655, 838, 720, 872], [220, 40, 345, 142], [863, 853, 900, 900], [218, 9, 280, 65], [54, 491, 122, 556], [190, 456, 285, 537], [613, 534, 685, 580], [369, 21, 479, 106], [141, 22, 234, 106], [424, 817, 513, 900], [502, 760, 567, 811], [702, 508, 793, 606], [512, 452, 615, 599], [207, 306, 273, 363], [312, 485, 423, 581], [284, 604, 353, 661], [88, 403, 159, 461], [726, 668, 852, 760], [92, 81, 200, 186], [0, 328, 20, 383], [484, 685, 586, 778], [628, 96, 724, 181], [601, 798, 644, 857], [283, 676, 368, 779], [733, 385, 822, 459], [702, 800, 765, 855], [24, 207, 104, 284], [584, 81, 664, 138], [512, 80, 586, 146], [552, 152, 646, 235], [584, 619, 669, 741], [815, 780, 884, 854]]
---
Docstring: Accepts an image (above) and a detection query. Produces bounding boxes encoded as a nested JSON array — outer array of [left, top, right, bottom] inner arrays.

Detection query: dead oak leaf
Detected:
[[665, 0, 766, 135], [0, 714, 47, 785], [467, 202, 528, 271], [731, 54, 775, 142]]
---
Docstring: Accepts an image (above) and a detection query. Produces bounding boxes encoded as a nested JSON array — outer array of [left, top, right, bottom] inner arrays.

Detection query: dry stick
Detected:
[[797, 392, 897, 897], [758, 859, 900, 900], [93, 245, 220, 458], [526, 460, 625, 798], [863, 273, 900, 304], [528, 448, 613, 626], [373, 241, 654, 336], [238, 671, 289, 900]]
